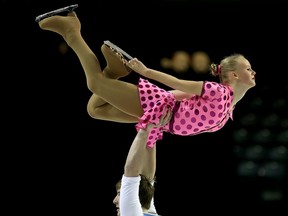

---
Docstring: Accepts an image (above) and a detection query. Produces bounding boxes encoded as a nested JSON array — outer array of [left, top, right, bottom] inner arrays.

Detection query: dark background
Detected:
[[3, 0, 287, 215]]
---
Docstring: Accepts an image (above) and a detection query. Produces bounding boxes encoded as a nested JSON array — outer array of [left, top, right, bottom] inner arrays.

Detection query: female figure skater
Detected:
[[36, 6, 256, 148]]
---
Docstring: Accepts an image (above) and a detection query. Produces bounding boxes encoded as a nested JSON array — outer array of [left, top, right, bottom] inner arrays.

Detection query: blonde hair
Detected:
[[210, 53, 245, 82]]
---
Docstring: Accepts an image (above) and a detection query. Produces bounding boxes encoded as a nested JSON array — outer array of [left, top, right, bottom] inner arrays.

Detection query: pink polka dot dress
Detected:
[[136, 78, 235, 148]]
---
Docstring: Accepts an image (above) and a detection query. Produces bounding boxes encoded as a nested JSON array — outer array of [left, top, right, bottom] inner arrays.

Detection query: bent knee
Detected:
[[86, 99, 99, 119], [87, 105, 96, 118]]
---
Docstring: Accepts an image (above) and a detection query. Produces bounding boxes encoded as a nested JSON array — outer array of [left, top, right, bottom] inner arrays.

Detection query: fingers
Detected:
[[128, 58, 138, 63], [158, 107, 172, 126], [129, 57, 137, 61], [145, 107, 172, 129], [163, 108, 172, 124], [126, 58, 138, 68]]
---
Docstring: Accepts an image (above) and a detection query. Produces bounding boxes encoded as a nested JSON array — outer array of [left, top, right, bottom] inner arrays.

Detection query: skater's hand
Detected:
[[146, 107, 172, 130], [157, 107, 172, 127], [125, 58, 148, 75]]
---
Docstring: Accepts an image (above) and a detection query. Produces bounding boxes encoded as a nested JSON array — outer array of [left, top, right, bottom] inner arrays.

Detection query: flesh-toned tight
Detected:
[[38, 12, 143, 123]]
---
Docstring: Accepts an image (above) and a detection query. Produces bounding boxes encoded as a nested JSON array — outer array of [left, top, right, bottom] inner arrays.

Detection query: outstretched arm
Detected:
[[125, 58, 204, 96], [124, 108, 172, 181]]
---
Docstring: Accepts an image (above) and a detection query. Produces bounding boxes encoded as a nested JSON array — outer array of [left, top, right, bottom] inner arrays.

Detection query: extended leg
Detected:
[[38, 11, 143, 118]]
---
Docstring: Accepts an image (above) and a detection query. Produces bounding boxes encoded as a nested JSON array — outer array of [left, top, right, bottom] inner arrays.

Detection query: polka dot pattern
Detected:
[[136, 79, 234, 148]]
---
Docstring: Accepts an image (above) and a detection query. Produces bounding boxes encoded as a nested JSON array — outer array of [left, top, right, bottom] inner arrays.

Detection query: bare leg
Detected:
[[38, 12, 143, 119]]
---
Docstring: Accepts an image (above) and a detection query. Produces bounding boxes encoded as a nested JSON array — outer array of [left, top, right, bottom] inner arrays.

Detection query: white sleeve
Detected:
[[148, 196, 157, 214], [120, 175, 143, 216]]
